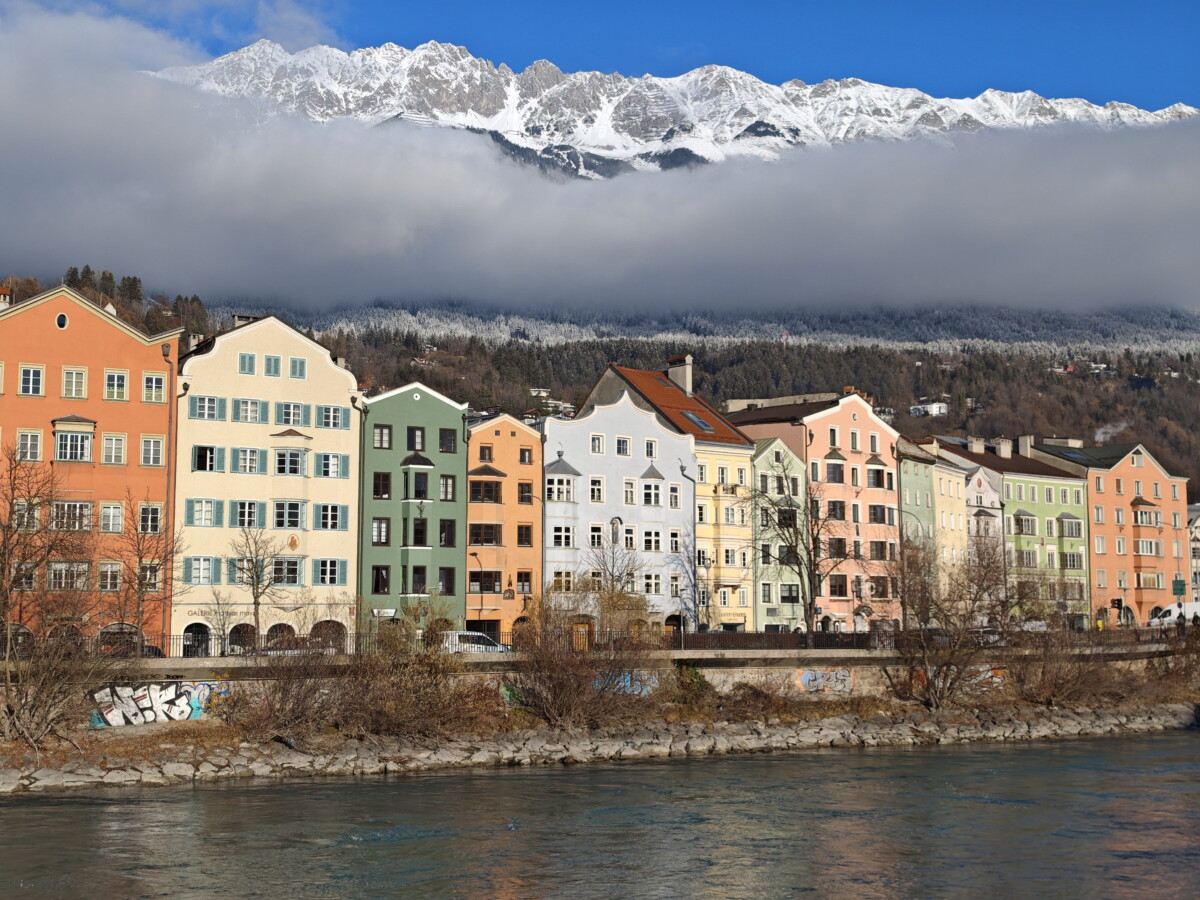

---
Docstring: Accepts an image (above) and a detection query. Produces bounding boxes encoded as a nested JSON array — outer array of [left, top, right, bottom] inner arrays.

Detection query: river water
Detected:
[[2, 732, 1197, 899]]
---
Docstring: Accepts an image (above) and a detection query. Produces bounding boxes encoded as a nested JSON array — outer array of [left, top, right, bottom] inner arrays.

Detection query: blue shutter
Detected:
[[256, 501, 267, 526], [211, 557, 222, 585], [339, 407, 351, 430], [257, 450, 267, 473], [231, 448, 241, 472], [215, 447, 226, 472], [226, 558, 238, 583], [312, 558, 321, 585], [274, 402, 285, 425], [337, 560, 347, 587], [190, 446, 198, 472], [216, 398, 227, 421], [188, 395, 198, 419], [313, 505, 322, 530], [213, 501, 225, 528], [315, 405, 327, 428], [301, 404, 312, 428], [338, 505, 349, 531], [182, 557, 193, 585], [184, 500, 195, 527], [231, 399, 242, 423], [258, 400, 269, 421], [338, 454, 350, 479]]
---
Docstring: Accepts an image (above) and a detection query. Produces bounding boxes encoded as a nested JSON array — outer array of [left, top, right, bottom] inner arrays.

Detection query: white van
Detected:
[[1146, 601, 1200, 628], [440, 631, 511, 653]]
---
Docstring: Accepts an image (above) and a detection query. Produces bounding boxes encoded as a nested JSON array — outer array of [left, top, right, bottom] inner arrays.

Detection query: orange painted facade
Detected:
[[466, 414, 543, 635], [0, 288, 181, 646]]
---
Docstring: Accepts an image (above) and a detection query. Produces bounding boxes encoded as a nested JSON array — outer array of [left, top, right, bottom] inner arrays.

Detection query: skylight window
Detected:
[[681, 410, 715, 433]]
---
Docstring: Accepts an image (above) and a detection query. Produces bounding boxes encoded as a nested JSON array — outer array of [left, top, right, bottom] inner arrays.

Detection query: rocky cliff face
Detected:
[[157, 39, 1198, 178]]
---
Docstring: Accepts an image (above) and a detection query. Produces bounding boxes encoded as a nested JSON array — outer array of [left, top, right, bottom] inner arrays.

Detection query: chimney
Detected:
[[1043, 437, 1084, 448], [1018, 434, 1034, 457], [967, 435, 985, 455], [666, 353, 693, 397], [183, 333, 205, 353], [336, 357, 348, 370], [995, 438, 1012, 459], [231, 313, 260, 328], [0, 287, 11, 308]]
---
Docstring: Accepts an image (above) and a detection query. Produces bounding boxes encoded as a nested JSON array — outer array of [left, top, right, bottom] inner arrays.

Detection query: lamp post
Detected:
[[678, 461, 696, 649], [469, 551, 484, 631]]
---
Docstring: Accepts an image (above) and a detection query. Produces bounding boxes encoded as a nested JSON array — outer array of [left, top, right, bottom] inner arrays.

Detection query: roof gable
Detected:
[[0, 286, 182, 346], [608, 364, 751, 447]]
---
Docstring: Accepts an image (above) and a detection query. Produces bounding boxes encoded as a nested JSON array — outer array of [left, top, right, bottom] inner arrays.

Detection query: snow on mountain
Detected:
[[157, 39, 1198, 178]]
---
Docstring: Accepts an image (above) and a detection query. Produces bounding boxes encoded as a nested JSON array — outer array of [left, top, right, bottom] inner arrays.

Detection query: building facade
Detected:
[[172, 317, 361, 653], [751, 437, 806, 631]]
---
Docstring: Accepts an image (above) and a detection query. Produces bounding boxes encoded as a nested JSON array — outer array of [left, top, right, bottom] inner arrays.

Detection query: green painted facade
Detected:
[[359, 383, 469, 627], [1000, 470, 1090, 616]]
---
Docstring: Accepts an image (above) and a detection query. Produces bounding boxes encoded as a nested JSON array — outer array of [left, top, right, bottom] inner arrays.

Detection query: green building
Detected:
[[360, 383, 469, 629]]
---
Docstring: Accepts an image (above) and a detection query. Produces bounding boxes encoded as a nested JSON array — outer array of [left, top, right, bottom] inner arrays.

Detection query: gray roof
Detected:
[[544, 453, 581, 477]]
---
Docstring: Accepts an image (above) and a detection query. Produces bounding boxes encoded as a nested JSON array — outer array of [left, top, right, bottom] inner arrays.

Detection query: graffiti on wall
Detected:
[[89, 681, 229, 727], [796, 668, 853, 694]]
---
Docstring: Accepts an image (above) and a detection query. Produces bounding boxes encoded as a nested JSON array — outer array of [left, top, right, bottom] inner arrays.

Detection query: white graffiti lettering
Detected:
[[796, 668, 854, 694], [90, 681, 228, 727]]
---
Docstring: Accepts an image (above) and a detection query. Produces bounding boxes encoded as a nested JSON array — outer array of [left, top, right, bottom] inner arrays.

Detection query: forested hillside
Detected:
[[8, 270, 1200, 498]]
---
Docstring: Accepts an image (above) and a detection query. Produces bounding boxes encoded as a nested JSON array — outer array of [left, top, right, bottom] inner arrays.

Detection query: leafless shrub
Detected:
[[1005, 630, 1131, 707], [213, 650, 343, 745]]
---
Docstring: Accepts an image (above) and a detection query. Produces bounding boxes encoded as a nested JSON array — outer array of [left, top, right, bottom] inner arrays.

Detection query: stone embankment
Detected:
[[2, 702, 1196, 795]]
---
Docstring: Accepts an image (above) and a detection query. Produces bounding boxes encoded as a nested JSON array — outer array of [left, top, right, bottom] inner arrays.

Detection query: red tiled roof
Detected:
[[610, 365, 751, 446], [935, 437, 1081, 479]]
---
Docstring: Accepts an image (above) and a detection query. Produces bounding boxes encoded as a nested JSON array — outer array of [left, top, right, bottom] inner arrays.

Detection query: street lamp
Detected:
[[469, 551, 484, 630]]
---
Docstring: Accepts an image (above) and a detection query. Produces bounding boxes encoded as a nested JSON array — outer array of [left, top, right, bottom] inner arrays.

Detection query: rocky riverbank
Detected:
[[2, 701, 1196, 794]]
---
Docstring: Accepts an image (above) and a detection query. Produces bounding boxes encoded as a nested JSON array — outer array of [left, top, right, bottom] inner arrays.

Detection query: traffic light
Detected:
[[1110, 598, 1123, 610]]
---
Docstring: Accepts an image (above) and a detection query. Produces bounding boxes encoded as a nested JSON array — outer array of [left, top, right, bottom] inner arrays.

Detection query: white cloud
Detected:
[[0, 6, 1197, 315]]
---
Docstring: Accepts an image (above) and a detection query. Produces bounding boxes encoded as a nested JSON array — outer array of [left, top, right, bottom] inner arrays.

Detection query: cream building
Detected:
[[171, 317, 362, 654]]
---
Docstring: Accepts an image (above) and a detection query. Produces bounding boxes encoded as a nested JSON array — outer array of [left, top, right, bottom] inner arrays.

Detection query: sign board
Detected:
[[1173, 579, 1186, 597], [371, 608, 397, 618]]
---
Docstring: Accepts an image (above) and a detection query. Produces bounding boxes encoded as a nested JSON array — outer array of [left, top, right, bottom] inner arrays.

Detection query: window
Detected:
[[431, 428, 456, 454], [288, 357, 306, 379], [316, 559, 342, 586], [645, 530, 662, 552], [644, 574, 661, 595], [723, 547, 735, 565], [506, 522, 527, 547], [274, 501, 304, 529], [20, 366, 44, 396], [717, 466, 729, 485], [413, 472, 429, 500], [102, 435, 125, 465], [697, 465, 707, 483], [141, 437, 163, 467], [277, 402, 303, 427], [624, 527, 636, 550], [1116, 478, 1124, 495], [669, 485, 681, 509], [190, 499, 216, 528], [624, 479, 636, 505], [671, 574, 682, 598], [238, 353, 256, 375], [590, 477, 604, 503], [827, 538, 847, 559], [697, 505, 708, 524], [140, 564, 161, 593], [616, 437, 630, 456], [469, 571, 503, 594], [1015, 515, 1037, 536], [590, 524, 603, 548], [50, 562, 90, 591], [411, 518, 428, 546], [826, 463, 844, 484], [374, 425, 392, 449], [517, 571, 533, 594], [276, 449, 303, 475], [868, 504, 888, 525], [850, 431, 859, 451], [406, 427, 425, 452], [724, 507, 734, 524], [1061, 518, 1083, 538], [438, 568, 456, 596], [194, 396, 221, 420], [1116, 537, 1126, 555], [372, 518, 390, 546], [235, 501, 261, 528], [236, 448, 262, 474], [265, 355, 281, 377], [643, 483, 661, 506], [828, 574, 848, 597], [143, 373, 165, 402], [517, 446, 532, 465], [1094, 506, 1105, 524], [17, 432, 41, 461], [867, 468, 886, 489], [412, 566, 427, 594], [478, 444, 494, 462], [437, 475, 456, 501], [139, 505, 162, 534], [552, 526, 574, 547], [316, 504, 344, 530], [1095, 535, 1107, 554], [100, 504, 123, 533], [363, 473, 387, 503], [470, 481, 501, 503], [591, 435, 604, 454], [319, 406, 344, 429], [1134, 539, 1162, 556], [827, 500, 846, 520], [55, 432, 92, 462], [869, 540, 887, 561], [781, 584, 801, 605], [104, 371, 127, 401], [194, 445, 220, 472], [1061, 552, 1084, 570], [62, 368, 86, 399], [272, 558, 301, 585], [1019, 549, 1038, 568], [319, 454, 344, 478], [546, 477, 574, 502], [670, 530, 681, 553], [470, 523, 502, 545], [1115, 508, 1126, 526], [829, 427, 839, 447]]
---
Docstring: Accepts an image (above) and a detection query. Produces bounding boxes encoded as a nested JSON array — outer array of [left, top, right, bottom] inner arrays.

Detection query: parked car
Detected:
[[1147, 601, 1200, 628], [439, 631, 511, 654], [261, 636, 338, 656], [968, 627, 1004, 647], [102, 641, 165, 658]]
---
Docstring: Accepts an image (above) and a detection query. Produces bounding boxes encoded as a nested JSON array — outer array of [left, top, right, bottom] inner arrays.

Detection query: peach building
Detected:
[[466, 413, 543, 636], [0, 287, 182, 649]]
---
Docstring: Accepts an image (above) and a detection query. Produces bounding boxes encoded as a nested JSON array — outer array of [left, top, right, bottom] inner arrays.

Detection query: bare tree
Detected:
[[196, 588, 239, 656], [580, 528, 653, 633], [227, 526, 288, 655]]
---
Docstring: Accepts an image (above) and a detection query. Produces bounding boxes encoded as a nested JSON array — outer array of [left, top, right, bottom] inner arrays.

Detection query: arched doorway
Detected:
[[1149, 606, 1164, 622], [2, 623, 35, 659], [664, 614, 682, 633], [183, 622, 211, 658], [311, 620, 347, 653], [1119, 606, 1136, 627], [266, 623, 296, 648], [819, 615, 832, 632], [570, 615, 595, 650], [229, 623, 257, 655], [47, 623, 84, 653], [100, 623, 141, 657]]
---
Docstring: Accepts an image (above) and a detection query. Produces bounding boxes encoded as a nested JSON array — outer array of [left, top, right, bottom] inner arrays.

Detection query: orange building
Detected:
[[466, 413, 543, 637], [0, 287, 182, 651], [1032, 438, 1190, 625]]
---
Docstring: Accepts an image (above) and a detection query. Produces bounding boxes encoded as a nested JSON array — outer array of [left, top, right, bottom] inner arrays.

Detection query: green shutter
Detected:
[[301, 404, 312, 428], [211, 557, 222, 585], [184, 500, 195, 527], [226, 559, 238, 583], [215, 447, 226, 472], [182, 557, 193, 584], [190, 446, 198, 472], [315, 405, 327, 427], [258, 400, 269, 421], [256, 501, 267, 526], [274, 402, 285, 424], [257, 450, 267, 473], [216, 398, 227, 421], [188, 395, 198, 419], [338, 454, 350, 479], [231, 447, 241, 472], [213, 501, 224, 528], [337, 560, 347, 587], [313, 505, 321, 530], [339, 407, 351, 430], [311, 558, 321, 585], [231, 399, 242, 423], [338, 505, 349, 531]]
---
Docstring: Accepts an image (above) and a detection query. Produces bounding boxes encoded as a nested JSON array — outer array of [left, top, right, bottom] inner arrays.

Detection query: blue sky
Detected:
[[104, 0, 1199, 109]]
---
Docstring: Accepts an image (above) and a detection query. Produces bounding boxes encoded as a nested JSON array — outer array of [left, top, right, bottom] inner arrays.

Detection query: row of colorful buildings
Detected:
[[0, 288, 1191, 655]]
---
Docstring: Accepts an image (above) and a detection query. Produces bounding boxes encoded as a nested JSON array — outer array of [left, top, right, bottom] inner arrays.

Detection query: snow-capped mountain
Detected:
[[157, 39, 1198, 178]]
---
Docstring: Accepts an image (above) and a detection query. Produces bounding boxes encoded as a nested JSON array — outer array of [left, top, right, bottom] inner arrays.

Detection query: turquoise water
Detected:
[[2, 732, 1197, 898]]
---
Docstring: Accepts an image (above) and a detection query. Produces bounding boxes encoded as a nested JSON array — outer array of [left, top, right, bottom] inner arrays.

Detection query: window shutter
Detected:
[[337, 560, 347, 587], [257, 449, 268, 473], [226, 559, 237, 583], [213, 501, 225, 528], [211, 557, 222, 585], [215, 447, 226, 472], [216, 398, 227, 421], [338, 454, 350, 479], [190, 446, 199, 472], [274, 402, 285, 424], [339, 407, 351, 430], [312, 558, 321, 585], [230, 448, 241, 472], [231, 399, 242, 423], [301, 404, 312, 428], [313, 506, 321, 530], [258, 400, 269, 421], [188, 395, 198, 419], [316, 405, 327, 427], [182, 557, 193, 585], [338, 505, 349, 531], [297, 563, 305, 586], [184, 500, 195, 527], [256, 501, 267, 526]]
